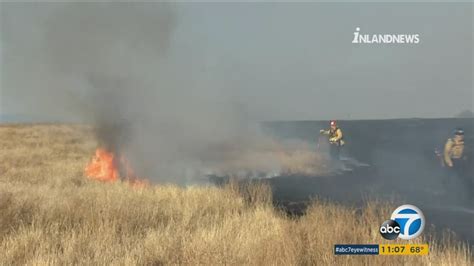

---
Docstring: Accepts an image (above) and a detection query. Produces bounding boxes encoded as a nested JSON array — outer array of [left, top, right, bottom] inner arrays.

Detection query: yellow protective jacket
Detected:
[[321, 128, 344, 146], [444, 138, 464, 166]]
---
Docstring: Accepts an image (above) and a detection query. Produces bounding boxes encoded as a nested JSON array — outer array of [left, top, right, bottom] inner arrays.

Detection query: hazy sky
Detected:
[[1, 2, 472, 120]]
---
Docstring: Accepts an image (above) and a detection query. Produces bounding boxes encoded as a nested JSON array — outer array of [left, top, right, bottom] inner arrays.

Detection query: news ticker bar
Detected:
[[334, 244, 429, 255]]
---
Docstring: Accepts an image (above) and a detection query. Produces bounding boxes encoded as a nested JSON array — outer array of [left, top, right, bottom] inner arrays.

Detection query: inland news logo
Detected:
[[380, 204, 425, 240], [352, 27, 420, 44]]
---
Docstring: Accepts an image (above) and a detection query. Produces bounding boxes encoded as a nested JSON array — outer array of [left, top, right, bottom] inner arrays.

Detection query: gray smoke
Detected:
[[1, 3, 326, 183]]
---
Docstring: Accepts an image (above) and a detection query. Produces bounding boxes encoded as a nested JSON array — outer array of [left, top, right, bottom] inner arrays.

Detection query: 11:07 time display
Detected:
[[379, 244, 428, 255]]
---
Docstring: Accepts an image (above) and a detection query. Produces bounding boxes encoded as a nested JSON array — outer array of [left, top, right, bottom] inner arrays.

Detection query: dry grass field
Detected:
[[0, 124, 471, 265]]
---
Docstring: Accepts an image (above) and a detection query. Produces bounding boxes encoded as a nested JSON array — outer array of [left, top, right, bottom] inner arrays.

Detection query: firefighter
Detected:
[[319, 120, 344, 160], [442, 128, 472, 199], [444, 128, 466, 169]]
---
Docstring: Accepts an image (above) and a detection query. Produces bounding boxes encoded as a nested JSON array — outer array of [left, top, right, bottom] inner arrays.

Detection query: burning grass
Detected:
[[0, 124, 472, 265], [84, 147, 149, 187]]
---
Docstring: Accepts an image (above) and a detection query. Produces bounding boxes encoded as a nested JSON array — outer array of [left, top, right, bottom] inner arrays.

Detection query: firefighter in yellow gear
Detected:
[[320, 120, 345, 160], [442, 128, 472, 198], [444, 128, 465, 168]]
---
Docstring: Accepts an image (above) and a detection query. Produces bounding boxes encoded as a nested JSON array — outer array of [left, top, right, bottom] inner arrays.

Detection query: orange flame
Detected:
[[84, 148, 119, 182], [85, 148, 149, 187]]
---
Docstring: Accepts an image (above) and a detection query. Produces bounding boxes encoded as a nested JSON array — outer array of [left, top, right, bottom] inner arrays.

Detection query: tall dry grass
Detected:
[[0, 124, 471, 265]]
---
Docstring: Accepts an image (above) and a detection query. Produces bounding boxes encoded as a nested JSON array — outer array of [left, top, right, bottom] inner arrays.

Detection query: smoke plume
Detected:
[[1, 3, 326, 184]]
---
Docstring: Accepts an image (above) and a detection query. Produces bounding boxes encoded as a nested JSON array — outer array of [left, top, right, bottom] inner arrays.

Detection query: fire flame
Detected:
[[85, 148, 149, 187]]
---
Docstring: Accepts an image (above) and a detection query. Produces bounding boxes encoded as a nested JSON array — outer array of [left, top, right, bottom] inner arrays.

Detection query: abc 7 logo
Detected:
[[380, 204, 425, 240]]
